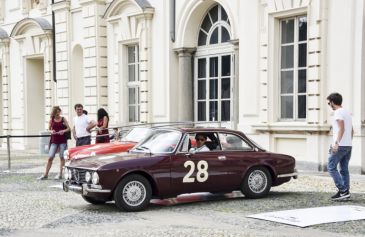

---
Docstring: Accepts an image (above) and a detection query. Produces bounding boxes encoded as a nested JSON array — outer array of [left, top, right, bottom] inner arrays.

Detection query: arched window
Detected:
[[198, 5, 231, 46], [195, 4, 233, 123]]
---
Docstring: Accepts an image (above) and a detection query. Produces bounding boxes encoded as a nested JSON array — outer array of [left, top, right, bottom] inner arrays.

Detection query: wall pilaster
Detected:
[[80, 0, 107, 115], [174, 47, 195, 122], [52, 0, 71, 117]]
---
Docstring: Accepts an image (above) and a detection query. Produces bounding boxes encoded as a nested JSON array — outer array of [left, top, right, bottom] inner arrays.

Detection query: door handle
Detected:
[[218, 155, 226, 161]]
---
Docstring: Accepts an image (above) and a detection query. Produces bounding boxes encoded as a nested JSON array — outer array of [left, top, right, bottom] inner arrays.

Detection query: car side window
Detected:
[[218, 133, 252, 151]]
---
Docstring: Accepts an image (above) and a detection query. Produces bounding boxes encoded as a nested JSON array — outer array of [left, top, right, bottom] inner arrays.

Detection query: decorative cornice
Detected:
[[52, 0, 71, 12], [104, 0, 154, 19], [173, 47, 196, 56], [252, 123, 331, 135], [229, 39, 239, 46], [10, 18, 53, 37], [0, 27, 9, 39], [79, 0, 106, 6]]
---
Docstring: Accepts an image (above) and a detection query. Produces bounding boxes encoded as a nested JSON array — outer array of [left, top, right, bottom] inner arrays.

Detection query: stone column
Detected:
[[0, 39, 10, 141], [139, 11, 154, 123], [175, 47, 195, 122], [230, 39, 239, 129]]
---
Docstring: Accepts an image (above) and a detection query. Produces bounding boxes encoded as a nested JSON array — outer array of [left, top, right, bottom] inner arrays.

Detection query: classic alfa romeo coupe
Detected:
[[63, 127, 297, 211]]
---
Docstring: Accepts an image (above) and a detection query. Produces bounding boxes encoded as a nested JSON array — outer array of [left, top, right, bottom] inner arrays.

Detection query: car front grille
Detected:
[[70, 168, 87, 183]]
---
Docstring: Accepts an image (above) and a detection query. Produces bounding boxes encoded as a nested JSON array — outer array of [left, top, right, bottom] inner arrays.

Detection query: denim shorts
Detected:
[[49, 143, 67, 159]]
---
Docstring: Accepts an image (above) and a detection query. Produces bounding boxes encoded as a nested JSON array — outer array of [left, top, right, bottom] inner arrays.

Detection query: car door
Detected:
[[170, 133, 237, 195], [215, 132, 259, 188]]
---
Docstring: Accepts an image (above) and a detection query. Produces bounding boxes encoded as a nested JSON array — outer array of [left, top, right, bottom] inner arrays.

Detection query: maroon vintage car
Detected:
[[63, 127, 297, 211]]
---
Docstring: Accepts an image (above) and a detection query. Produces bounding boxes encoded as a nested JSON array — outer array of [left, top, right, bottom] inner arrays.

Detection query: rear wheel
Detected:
[[114, 174, 152, 212], [82, 195, 106, 205], [241, 167, 272, 198]]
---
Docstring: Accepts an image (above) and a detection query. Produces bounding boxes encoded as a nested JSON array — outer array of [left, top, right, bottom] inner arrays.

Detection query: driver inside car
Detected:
[[189, 133, 210, 153]]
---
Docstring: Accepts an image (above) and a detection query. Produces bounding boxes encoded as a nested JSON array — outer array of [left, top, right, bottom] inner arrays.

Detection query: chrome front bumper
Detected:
[[277, 169, 298, 179], [63, 181, 111, 195]]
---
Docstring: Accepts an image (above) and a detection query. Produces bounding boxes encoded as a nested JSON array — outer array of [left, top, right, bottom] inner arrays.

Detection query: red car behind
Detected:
[[64, 127, 150, 160]]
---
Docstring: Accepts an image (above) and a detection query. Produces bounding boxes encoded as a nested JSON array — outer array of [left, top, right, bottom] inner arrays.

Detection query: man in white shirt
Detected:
[[72, 104, 96, 146], [189, 133, 210, 153], [327, 93, 354, 201]]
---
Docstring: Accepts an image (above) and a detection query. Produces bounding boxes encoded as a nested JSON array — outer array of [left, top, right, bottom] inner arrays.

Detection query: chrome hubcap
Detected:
[[248, 170, 267, 193], [122, 181, 146, 206]]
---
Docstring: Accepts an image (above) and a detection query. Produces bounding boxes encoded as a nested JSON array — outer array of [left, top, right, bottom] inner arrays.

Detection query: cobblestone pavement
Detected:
[[0, 159, 365, 237]]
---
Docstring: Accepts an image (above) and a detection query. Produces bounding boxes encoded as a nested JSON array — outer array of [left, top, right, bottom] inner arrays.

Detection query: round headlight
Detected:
[[64, 150, 69, 160], [92, 172, 99, 185], [85, 172, 91, 183], [68, 169, 72, 180], [64, 168, 69, 179]]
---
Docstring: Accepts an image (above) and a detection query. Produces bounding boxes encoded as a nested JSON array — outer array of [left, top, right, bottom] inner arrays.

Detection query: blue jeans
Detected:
[[49, 143, 67, 159], [327, 146, 352, 191]]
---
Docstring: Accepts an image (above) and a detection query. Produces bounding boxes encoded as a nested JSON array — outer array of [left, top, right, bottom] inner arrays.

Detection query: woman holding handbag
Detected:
[[38, 106, 70, 180]]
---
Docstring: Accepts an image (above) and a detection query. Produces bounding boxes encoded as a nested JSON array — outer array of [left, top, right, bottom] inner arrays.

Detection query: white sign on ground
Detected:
[[247, 205, 365, 227]]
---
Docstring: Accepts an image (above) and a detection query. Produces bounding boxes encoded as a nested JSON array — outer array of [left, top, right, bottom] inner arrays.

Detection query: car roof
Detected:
[[150, 126, 244, 134]]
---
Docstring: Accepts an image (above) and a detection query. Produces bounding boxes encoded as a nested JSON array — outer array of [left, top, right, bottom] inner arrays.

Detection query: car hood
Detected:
[[67, 144, 94, 156], [71, 142, 137, 159], [66, 152, 154, 170]]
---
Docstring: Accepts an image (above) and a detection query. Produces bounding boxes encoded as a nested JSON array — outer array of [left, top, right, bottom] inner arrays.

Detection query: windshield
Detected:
[[132, 130, 182, 153], [121, 127, 151, 143]]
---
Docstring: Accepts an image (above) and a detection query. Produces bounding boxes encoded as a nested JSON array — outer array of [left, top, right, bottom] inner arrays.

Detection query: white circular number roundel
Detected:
[[183, 160, 209, 183]]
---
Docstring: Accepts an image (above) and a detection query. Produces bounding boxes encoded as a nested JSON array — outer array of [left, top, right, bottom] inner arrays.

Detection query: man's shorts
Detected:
[[76, 136, 91, 146]]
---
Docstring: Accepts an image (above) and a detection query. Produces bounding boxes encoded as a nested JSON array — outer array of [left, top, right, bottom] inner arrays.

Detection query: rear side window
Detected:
[[218, 133, 252, 151]]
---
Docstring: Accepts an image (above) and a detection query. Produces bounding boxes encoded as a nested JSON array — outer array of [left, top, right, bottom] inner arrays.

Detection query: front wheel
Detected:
[[114, 174, 152, 212], [241, 167, 272, 198]]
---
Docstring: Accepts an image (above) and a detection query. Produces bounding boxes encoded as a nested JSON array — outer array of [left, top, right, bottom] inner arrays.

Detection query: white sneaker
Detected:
[[37, 175, 48, 180], [54, 174, 62, 180]]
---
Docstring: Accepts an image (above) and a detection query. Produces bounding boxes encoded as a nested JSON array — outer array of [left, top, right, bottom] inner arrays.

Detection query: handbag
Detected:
[[62, 117, 71, 140]]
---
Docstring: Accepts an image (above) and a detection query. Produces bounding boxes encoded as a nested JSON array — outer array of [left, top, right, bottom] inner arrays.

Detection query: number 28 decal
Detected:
[[183, 160, 209, 183]]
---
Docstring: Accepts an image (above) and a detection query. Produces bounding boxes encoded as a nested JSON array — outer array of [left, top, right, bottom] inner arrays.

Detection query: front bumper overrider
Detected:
[[63, 181, 111, 195]]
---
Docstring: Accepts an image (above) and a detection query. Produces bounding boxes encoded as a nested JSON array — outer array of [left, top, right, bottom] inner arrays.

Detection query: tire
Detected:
[[241, 166, 272, 198], [114, 174, 152, 212], [82, 195, 106, 205]]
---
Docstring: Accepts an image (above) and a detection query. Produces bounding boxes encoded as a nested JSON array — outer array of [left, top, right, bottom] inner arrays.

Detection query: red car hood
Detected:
[[67, 144, 94, 157], [70, 142, 137, 160]]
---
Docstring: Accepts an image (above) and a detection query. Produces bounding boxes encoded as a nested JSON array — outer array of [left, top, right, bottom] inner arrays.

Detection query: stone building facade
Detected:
[[0, 0, 365, 173]]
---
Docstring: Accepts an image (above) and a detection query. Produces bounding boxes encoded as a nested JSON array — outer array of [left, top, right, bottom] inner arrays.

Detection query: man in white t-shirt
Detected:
[[327, 93, 354, 201], [189, 133, 210, 153], [72, 104, 96, 146]]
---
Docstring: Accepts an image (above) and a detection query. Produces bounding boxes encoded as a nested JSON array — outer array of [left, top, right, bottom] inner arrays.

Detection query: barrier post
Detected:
[[7, 135, 11, 170]]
